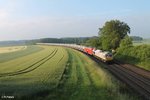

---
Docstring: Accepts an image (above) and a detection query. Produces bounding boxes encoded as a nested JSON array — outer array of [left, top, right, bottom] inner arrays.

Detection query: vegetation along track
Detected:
[[0, 48, 58, 77], [80, 50, 150, 100]]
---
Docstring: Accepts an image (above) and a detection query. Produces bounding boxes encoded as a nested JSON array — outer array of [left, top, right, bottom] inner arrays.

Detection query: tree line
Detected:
[[25, 37, 90, 45]]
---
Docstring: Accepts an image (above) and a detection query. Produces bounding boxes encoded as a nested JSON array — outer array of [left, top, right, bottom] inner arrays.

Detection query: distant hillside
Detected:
[[39, 37, 91, 44], [0, 37, 93, 46]]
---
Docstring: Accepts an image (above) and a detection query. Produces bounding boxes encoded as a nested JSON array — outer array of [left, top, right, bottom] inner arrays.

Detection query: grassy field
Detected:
[[0, 46, 27, 54], [0, 45, 141, 100], [0, 45, 43, 63], [133, 38, 150, 46], [0, 45, 68, 99]]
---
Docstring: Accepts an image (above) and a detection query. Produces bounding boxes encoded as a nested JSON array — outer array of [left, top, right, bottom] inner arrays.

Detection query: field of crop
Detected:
[[0, 46, 27, 54], [0, 45, 68, 99], [0, 45, 140, 100], [0, 45, 43, 63], [133, 39, 150, 46]]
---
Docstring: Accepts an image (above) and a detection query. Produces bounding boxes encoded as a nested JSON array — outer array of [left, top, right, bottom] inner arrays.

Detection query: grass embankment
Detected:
[[46, 48, 141, 100], [0, 45, 68, 99], [115, 44, 150, 70]]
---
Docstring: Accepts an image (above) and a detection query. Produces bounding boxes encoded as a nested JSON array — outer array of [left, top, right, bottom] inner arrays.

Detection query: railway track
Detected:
[[108, 64, 150, 100], [82, 52, 150, 100]]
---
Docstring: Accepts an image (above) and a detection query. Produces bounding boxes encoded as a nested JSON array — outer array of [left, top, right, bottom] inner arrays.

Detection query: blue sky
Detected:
[[0, 0, 150, 40]]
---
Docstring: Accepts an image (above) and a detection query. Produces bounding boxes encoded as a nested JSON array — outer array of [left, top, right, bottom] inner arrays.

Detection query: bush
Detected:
[[115, 44, 150, 70]]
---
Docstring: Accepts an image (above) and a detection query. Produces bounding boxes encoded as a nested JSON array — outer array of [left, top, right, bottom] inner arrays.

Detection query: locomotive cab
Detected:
[[105, 52, 113, 62]]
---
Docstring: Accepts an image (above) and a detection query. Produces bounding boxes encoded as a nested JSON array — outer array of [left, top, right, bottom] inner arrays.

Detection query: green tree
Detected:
[[99, 20, 130, 50], [86, 37, 99, 47], [120, 35, 133, 47]]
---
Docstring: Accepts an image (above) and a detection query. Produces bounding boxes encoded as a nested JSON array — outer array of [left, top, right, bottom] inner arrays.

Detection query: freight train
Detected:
[[37, 43, 113, 62]]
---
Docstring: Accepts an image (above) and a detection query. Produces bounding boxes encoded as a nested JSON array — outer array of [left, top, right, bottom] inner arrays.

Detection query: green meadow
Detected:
[[133, 38, 150, 46]]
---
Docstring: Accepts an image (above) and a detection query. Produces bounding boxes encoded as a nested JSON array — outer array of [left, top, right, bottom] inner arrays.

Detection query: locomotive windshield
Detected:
[[106, 53, 112, 57]]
